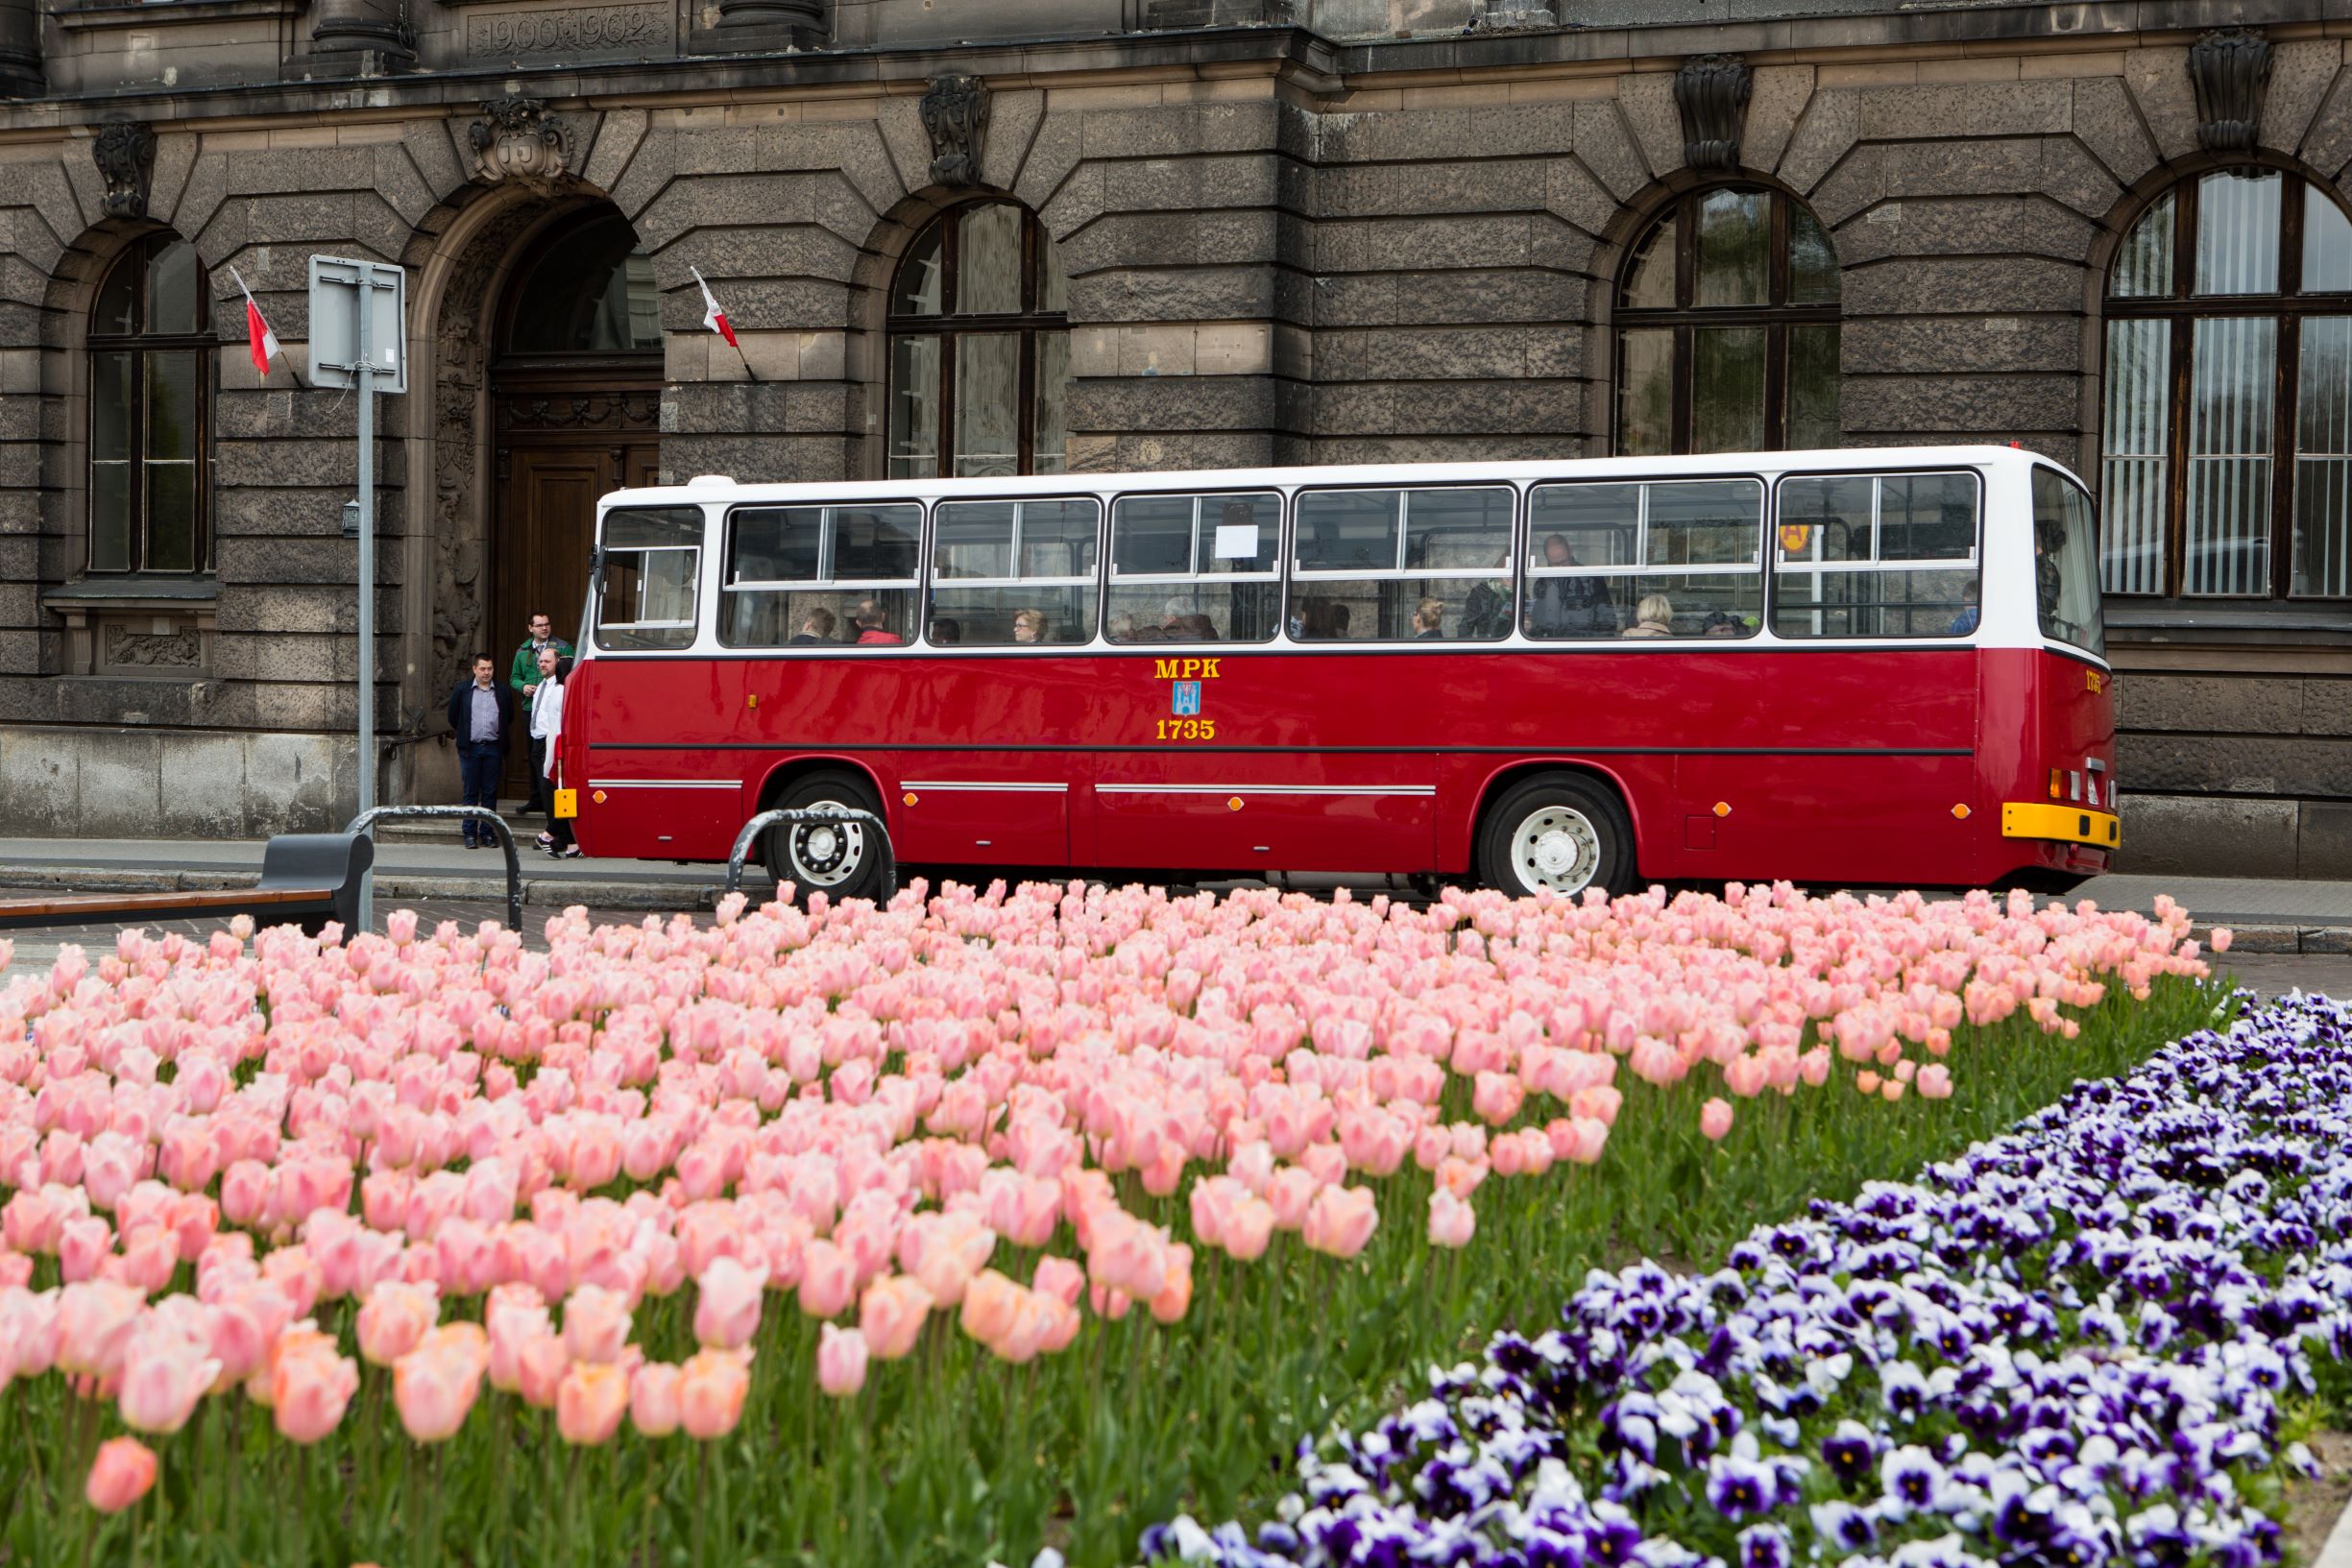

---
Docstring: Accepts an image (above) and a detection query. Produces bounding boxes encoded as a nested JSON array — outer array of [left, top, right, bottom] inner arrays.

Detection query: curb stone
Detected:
[[2316, 1485, 2352, 1568]]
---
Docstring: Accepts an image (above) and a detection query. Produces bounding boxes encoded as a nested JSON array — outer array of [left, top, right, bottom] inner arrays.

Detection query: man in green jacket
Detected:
[[509, 611, 573, 817]]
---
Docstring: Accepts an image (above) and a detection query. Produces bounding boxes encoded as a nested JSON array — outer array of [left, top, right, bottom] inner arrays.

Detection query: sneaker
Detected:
[[535, 832, 555, 850], [557, 846, 583, 858]]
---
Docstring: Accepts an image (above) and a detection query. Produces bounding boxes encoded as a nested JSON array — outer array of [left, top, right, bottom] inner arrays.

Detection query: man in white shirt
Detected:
[[527, 644, 563, 813]]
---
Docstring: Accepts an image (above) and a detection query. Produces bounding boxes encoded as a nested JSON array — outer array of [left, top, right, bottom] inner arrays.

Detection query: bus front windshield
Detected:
[[2029, 468, 2104, 660]]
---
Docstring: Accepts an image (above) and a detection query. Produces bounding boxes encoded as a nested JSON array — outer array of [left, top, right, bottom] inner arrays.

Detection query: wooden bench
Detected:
[[0, 833, 372, 936]]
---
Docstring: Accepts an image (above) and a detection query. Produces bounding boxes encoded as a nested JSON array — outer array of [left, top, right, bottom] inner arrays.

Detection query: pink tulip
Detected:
[[859, 1275, 932, 1362], [1426, 1189, 1476, 1249], [55, 1281, 144, 1379], [691, 1258, 764, 1350], [1917, 1064, 1953, 1099], [393, 1339, 483, 1443], [271, 1343, 359, 1444], [1699, 1098, 1734, 1142], [116, 1327, 219, 1435], [796, 1241, 857, 1320], [677, 1347, 751, 1438], [2211, 927, 2232, 953], [355, 1281, 438, 1368], [1301, 1186, 1376, 1260], [556, 1361, 630, 1445], [85, 1435, 157, 1513], [563, 1286, 634, 1365], [630, 1362, 682, 1437], [816, 1323, 868, 1397], [515, 1331, 569, 1411]]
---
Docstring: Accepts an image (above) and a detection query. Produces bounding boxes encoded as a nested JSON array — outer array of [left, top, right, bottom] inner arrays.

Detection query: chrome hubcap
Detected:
[[786, 800, 864, 888], [1509, 806, 1600, 895]]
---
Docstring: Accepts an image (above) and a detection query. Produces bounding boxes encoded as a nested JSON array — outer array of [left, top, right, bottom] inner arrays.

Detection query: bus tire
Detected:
[[1477, 774, 1635, 900], [762, 770, 889, 902]]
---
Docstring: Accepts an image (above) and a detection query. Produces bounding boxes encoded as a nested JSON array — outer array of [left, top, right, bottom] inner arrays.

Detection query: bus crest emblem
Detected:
[[1171, 681, 1202, 716]]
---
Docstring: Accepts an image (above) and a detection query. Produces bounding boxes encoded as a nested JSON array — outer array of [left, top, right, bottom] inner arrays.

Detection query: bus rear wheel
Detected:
[[1477, 774, 1635, 900], [762, 770, 889, 902]]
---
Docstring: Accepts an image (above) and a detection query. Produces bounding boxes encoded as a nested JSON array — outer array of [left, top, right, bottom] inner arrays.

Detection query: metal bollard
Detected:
[[725, 808, 895, 899], [345, 805, 524, 932]]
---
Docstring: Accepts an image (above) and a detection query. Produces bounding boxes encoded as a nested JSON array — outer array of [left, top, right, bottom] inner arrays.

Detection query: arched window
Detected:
[[499, 209, 663, 357], [88, 233, 211, 573], [886, 202, 1070, 478], [1613, 186, 1841, 456], [2099, 166, 2352, 598]]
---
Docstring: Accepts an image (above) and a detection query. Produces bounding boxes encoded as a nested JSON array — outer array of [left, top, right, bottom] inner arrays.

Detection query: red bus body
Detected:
[[561, 448, 2116, 891]]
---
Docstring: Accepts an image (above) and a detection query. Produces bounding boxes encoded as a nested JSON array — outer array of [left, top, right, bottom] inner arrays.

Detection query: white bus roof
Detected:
[[599, 446, 2082, 510]]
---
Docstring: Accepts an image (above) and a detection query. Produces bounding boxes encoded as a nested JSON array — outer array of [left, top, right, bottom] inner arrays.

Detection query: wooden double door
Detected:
[[491, 383, 661, 800]]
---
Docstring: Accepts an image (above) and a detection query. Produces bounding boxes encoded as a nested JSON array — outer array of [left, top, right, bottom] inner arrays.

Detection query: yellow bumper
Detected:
[[2001, 802, 2120, 849]]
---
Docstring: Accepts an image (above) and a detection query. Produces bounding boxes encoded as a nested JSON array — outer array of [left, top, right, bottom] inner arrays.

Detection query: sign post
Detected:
[[307, 257, 407, 934]]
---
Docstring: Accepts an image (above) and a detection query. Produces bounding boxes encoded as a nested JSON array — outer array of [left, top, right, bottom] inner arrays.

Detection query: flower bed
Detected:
[[0, 882, 2219, 1567], [1144, 988, 2351, 1568]]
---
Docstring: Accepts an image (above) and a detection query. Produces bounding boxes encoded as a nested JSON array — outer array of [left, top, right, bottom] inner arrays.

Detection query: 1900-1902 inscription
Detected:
[[466, 5, 667, 58]]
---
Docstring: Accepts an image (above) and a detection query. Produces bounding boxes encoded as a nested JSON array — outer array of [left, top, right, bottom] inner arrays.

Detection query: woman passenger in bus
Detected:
[[1414, 597, 1445, 639], [1163, 613, 1216, 640], [931, 617, 962, 645], [1011, 608, 1049, 644], [1621, 593, 1675, 639]]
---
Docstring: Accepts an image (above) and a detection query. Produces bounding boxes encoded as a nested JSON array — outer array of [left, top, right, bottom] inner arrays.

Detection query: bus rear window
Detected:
[[1771, 470, 1981, 639], [595, 508, 702, 651], [2030, 468, 2105, 658], [720, 502, 921, 648], [1106, 491, 1281, 643]]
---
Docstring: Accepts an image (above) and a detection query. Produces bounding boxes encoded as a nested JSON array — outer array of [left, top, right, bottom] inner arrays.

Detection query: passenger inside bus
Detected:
[[1414, 598, 1445, 639], [1163, 613, 1216, 640], [1702, 611, 1741, 638], [1622, 593, 1675, 639], [789, 608, 837, 645], [853, 598, 905, 645], [931, 617, 961, 645], [1011, 608, 1048, 643], [1526, 535, 1621, 638]]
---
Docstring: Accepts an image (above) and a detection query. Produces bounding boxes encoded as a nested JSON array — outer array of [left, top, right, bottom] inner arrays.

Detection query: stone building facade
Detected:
[[0, 0, 2346, 875]]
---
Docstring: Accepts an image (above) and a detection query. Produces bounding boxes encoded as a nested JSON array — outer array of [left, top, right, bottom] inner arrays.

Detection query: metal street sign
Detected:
[[306, 255, 406, 394], [307, 255, 409, 934]]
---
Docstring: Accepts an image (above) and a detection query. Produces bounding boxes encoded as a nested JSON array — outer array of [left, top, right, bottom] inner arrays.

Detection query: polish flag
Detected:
[[691, 267, 739, 350], [230, 268, 280, 378]]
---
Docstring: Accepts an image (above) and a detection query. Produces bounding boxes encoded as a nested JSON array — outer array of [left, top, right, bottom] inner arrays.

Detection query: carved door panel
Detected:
[[493, 427, 659, 801]]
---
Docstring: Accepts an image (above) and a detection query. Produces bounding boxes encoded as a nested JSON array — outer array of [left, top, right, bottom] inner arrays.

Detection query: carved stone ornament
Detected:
[[1465, 0, 1556, 29], [92, 120, 158, 221], [2189, 27, 2273, 155], [920, 75, 989, 190], [1674, 54, 1754, 174], [467, 97, 570, 190]]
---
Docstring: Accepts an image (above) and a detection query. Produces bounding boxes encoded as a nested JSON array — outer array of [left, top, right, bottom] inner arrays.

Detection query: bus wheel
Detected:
[[1477, 774, 1634, 900], [763, 771, 888, 901]]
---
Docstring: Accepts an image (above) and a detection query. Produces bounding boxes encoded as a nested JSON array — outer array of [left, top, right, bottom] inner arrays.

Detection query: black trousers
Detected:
[[525, 736, 549, 812], [456, 745, 503, 844]]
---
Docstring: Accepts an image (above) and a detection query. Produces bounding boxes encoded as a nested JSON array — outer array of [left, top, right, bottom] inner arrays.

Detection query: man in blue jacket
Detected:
[[445, 653, 514, 849]]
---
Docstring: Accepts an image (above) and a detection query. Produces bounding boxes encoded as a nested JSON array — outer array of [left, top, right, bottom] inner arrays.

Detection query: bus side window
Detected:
[[1105, 491, 1281, 643], [718, 502, 921, 649], [929, 497, 1101, 646], [1770, 471, 1980, 639], [1291, 487, 1514, 642], [594, 507, 705, 652], [1526, 478, 1762, 639]]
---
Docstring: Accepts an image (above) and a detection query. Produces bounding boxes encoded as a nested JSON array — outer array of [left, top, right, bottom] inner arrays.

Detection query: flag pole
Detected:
[[230, 266, 306, 390], [691, 267, 758, 384]]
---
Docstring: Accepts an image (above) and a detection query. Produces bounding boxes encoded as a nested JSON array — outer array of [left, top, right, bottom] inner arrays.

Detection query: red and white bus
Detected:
[[557, 446, 2115, 901]]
